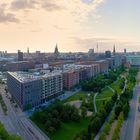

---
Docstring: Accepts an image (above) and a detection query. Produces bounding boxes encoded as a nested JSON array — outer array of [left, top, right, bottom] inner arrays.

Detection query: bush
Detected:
[[99, 132, 106, 140], [103, 123, 111, 134]]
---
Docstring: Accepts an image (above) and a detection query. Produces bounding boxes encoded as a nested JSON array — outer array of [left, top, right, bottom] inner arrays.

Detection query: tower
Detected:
[[124, 48, 126, 54], [54, 44, 59, 56], [113, 44, 116, 55], [97, 43, 98, 53], [17, 50, 23, 61], [27, 47, 29, 54]]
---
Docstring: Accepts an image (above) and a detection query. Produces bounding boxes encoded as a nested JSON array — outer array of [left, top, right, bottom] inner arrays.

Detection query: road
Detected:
[[120, 71, 140, 140], [0, 85, 50, 140]]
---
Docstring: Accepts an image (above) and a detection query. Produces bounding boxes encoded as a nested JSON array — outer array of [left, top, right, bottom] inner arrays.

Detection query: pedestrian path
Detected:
[[94, 93, 98, 113]]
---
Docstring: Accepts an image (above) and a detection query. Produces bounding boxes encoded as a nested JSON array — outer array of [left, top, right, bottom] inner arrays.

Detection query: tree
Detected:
[[115, 102, 123, 117], [89, 116, 102, 134], [71, 109, 80, 122], [99, 132, 106, 140], [81, 107, 87, 118], [104, 100, 113, 114], [48, 126, 56, 133], [123, 103, 130, 119], [103, 123, 110, 134], [97, 109, 107, 123], [112, 93, 117, 103]]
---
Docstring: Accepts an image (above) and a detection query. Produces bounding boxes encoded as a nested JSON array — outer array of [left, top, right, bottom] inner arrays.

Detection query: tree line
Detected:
[[31, 100, 81, 134], [82, 65, 125, 92]]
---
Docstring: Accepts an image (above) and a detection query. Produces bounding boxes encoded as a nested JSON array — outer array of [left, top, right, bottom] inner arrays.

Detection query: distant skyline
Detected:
[[0, 0, 140, 52]]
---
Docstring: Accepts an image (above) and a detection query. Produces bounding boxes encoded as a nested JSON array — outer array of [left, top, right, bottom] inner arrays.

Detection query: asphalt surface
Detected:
[[120, 71, 140, 140], [0, 85, 50, 140], [94, 92, 98, 113]]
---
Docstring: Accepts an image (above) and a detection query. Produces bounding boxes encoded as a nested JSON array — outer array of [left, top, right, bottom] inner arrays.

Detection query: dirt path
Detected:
[[106, 121, 117, 140]]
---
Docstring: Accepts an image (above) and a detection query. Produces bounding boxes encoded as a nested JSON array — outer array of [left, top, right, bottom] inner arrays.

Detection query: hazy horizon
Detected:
[[0, 0, 140, 52]]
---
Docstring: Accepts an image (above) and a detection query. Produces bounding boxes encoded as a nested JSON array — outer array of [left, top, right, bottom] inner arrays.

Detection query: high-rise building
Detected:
[[63, 70, 79, 90], [88, 49, 94, 56], [17, 50, 23, 61], [7, 71, 63, 110]]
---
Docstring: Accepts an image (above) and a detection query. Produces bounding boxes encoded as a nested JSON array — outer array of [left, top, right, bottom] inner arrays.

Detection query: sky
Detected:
[[0, 0, 140, 53]]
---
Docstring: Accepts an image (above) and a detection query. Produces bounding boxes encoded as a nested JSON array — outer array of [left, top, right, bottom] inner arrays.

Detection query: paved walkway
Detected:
[[94, 93, 99, 113], [107, 86, 115, 93], [96, 97, 111, 101]]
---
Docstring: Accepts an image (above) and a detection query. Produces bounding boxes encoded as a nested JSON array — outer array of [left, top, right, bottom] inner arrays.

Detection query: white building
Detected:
[[126, 55, 140, 66]]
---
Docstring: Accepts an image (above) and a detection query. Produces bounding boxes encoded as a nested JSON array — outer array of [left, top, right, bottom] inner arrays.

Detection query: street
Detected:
[[120, 70, 140, 140], [0, 84, 50, 140]]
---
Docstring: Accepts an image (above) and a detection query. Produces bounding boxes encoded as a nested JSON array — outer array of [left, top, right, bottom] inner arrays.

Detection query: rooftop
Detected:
[[8, 71, 62, 83]]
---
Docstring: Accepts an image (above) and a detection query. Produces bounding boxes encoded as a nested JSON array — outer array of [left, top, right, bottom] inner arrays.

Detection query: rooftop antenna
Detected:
[[97, 43, 98, 54]]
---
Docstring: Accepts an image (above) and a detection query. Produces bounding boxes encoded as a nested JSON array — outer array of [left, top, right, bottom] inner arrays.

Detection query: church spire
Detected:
[[113, 44, 116, 55], [54, 44, 59, 56]]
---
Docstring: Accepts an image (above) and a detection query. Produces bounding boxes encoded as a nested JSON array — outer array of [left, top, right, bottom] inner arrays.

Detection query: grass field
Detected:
[[64, 91, 92, 103], [110, 78, 124, 94], [50, 118, 90, 140], [96, 87, 114, 99], [96, 98, 111, 111], [31, 115, 90, 140], [96, 87, 114, 111], [95, 78, 125, 111]]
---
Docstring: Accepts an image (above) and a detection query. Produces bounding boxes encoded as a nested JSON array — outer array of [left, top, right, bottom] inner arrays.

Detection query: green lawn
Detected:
[[96, 98, 111, 111], [110, 78, 124, 94], [49, 118, 90, 140], [31, 117, 90, 140], [96, 87, 114, 111], [95, 78, 125, 111], [96, 87, 114, 100], [64, 91, 92, 103]]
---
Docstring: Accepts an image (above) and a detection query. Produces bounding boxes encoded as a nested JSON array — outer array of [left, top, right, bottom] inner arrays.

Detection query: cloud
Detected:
[[10, 0, 38, 10], [41, 0, 105, 15], [41, 1, 63, 11], [71, 37, 116, 51], [53, 25, 67, 30], [0, 6, 19, 23], [30, 29, 42, 32], [10, 0, 63, 11]]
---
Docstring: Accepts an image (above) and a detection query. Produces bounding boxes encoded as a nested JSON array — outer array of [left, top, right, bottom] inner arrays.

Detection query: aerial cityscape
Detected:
[[0, 0, 140, 140]]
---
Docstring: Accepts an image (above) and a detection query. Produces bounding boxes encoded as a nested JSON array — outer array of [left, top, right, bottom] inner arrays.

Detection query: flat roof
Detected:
[[8, 71, 62, 83]]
